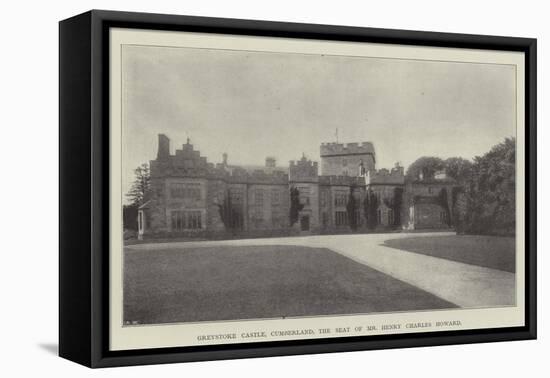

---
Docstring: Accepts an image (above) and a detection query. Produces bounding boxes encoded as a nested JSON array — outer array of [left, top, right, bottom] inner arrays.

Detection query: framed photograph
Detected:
[[59, 10, 536, 368]]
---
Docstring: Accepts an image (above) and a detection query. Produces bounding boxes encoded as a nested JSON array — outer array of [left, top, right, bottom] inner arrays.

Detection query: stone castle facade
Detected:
[[137, 134, 458, 239]]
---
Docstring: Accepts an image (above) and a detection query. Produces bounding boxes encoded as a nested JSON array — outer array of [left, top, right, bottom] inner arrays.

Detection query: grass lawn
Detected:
[[124, 245, 456, 325], [383, 235, 515, 273]]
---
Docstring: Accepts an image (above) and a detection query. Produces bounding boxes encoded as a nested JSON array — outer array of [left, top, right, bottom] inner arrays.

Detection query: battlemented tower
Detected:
[[320, 142, 376, 176]]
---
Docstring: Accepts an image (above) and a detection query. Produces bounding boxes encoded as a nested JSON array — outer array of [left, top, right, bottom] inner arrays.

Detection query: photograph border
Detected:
[[59, 9, 536, 368]]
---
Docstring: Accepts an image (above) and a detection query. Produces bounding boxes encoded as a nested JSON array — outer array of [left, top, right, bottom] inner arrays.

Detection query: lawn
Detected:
[[124, 245, 456, 325], [383, 235, 515, 273]]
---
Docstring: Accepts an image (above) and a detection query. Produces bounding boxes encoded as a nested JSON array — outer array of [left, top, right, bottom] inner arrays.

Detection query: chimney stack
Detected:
[[265, 156, 276, 168], [157, 134, 170, 160]]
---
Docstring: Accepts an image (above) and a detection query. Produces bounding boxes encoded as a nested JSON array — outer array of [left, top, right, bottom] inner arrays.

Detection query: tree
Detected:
[[406, 156, 444, 180], [392, 187, 404, 227], [452, 187, 468, 234], [218, 190, 241, 234], [364, 188, 379, 230], [126, 163, 150, 206], [438, 187, 451, 227], [461, 138, 516, 235], [380, 188, 403, 228], [346, 186, 359, 231], [444, 157, 473, 184], [289, 187, 304, 226]]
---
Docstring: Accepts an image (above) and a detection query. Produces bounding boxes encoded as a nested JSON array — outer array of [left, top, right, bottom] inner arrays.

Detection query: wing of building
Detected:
[[136, 134, 459, 240]]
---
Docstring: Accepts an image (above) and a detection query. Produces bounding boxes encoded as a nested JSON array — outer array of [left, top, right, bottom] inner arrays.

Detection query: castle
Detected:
[[137, 134, 458, 239]]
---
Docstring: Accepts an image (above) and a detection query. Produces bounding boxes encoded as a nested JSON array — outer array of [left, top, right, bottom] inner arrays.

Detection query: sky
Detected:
[[122, 44, 516, 198]]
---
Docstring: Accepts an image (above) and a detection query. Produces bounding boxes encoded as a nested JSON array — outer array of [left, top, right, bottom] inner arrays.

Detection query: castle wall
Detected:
[[331, 185, 354, 230], [366, 166, 405, 185], [319, 185, 332, 230], [412, 203, 449, 229], [138, 134, 461, 240], [377, 201, 392, 227], [163, 177, 208, 234], [294, 182, 320, 233], [145, 177, 168, 235], [206, 179, 226, 233], [365, 184, 403, 229], [321, 154, 375, 176], [227, 183, 248, 231], [247, 183, 290, 231], [317, 182, 366, 233], [403, 182, 455, 230]]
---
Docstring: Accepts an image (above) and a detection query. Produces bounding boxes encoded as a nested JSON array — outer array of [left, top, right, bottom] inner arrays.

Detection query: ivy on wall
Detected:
[[218, 190, 242, 234], [364, 188, 379, 230], [438, 187, 452, 227], [289, 186, 304, 226], [347, 185, 359, 231]]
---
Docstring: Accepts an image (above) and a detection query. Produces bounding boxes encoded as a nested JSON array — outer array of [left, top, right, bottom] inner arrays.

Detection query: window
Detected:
[[322, 212, 329, 227], [251, 209, 264, 227], [171, 211, 185, 231], [171, 210, 202, 231], [428, 187, 433, 194], [271, 188, 281, 205], [377, 209, 382, 225], [170, 183, 185, 198], [230, 188, 244, 204], [170, 183, 201, 200], [251, 208, 263, 220], [254, 189, 264, 205], [298, 186, 310, 206], [334, 191, 347, 207], [440, 211, 447, 223], [320, 190, 328, 207], [335, 211, 348, 226], [187, 211, 202, 229], [271, 208, 284, 227], [388, 209, 394, 225]]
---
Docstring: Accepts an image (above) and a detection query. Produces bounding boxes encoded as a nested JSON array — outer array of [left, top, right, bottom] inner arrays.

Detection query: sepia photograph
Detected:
[[120, 40, 518, 328], [54, 6, 538, 370], [91, 23, 532, 355]]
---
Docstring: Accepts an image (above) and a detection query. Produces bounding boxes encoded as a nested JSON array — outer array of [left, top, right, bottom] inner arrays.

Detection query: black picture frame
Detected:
[[59, 9, 537, 368]]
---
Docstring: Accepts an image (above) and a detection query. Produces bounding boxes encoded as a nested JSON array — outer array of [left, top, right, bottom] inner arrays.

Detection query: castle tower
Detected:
[[359, 159, 367, 176], [289, 155, 319, 183], [320, 142, 375, 176]]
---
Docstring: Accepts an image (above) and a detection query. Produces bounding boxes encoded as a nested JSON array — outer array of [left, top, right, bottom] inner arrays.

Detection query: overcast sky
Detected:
[[122, 44, 516, 197]]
